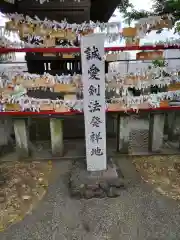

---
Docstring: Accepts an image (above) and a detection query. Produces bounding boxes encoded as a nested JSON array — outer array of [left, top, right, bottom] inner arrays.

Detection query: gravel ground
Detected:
[[0, 159, 180, 240]]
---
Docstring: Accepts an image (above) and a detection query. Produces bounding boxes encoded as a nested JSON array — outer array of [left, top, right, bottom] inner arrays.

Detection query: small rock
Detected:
[[108, 178, 124, 188], [94, 188, 106, 198], [80, 184, 85, 189], [107, 187, 114, 198], [113, 188, 122, 197], [107, 187, 120, 198], [86, 183, 99, 190], [99, 181, 109, 192], [84, 189, 94, 199]]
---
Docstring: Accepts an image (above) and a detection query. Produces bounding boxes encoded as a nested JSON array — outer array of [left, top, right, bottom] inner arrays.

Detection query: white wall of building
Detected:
[[109, 50, 180, 74]]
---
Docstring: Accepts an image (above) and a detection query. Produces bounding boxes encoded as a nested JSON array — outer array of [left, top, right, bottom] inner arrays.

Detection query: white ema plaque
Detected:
[[81, 33, 107, 171]]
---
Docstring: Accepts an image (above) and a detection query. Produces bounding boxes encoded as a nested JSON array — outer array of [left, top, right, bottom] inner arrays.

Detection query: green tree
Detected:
[[118, 0, 180, 25]]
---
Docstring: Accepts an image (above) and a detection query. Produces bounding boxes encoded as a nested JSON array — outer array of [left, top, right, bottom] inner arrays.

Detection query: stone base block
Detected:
[[69, 160, 125, 199]]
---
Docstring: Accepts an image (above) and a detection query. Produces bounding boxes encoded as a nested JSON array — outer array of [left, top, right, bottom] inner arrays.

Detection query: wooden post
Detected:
[[50, 118, 63, 157], [14, 119, 29, 158], [149, 113, 165, 152], [119, 116, 130, 153]]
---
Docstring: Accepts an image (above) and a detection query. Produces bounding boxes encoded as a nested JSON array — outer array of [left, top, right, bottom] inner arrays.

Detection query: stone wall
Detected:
[[0, 119, 14, 156]]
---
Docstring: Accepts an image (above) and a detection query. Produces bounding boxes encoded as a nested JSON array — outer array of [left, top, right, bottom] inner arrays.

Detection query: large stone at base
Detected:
[[69, 159, 125, 199]]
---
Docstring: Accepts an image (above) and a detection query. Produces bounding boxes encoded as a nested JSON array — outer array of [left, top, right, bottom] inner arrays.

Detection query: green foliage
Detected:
[[123, 10, 151, 26], [174, 21, 180, 33], [152, 0, 180, 21], [118, 0, 180, 26], [117, 0, 133, 14], [150, 59, 170, 77], [152, 58, 166, 67]]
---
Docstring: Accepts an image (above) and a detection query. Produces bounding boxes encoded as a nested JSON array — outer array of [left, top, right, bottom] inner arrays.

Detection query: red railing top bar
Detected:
[[1, 44, 180, 53], [0, 105, 179, 116]]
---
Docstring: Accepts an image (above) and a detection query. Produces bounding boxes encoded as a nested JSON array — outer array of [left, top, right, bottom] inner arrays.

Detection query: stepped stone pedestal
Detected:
[[69, 160, 125, 199]]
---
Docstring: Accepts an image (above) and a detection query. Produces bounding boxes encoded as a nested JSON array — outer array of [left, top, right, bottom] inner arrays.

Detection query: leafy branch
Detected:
[[118, 0, 180, 26]]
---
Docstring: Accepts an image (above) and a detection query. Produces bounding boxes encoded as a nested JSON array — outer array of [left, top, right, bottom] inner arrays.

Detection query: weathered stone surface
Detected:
[[84, 189, 95, 199], [69, 160, 125, 199], [70, 187, 81, 198], [94, 188, 105, 198], [107, 186, 121, 197], [99, 181, 109, 192], [107, 187, 115, 198], [112, 187, 122, 196], [108, 178, 125, 188], [86, 183, 99, 190]]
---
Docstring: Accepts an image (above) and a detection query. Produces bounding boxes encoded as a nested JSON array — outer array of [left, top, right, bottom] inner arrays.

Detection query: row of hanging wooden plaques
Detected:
[[4, 103, 69, 112], [6, 21, 93, 40], [106, 51, 164, 61], [122, 18, 172, 38], [4, 102, 157, 112], [9, 73, 180, 92], [43, 51, 164, 60]]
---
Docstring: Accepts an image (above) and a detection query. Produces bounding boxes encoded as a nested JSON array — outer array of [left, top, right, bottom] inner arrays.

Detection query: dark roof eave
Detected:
[[0, 1, 17, 14], [90, 0, 120, 22], [0, 0, 120, 22]]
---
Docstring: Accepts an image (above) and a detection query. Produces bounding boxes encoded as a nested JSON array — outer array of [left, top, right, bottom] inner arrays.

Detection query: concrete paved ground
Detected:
[[0, 159, 180, 240]]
